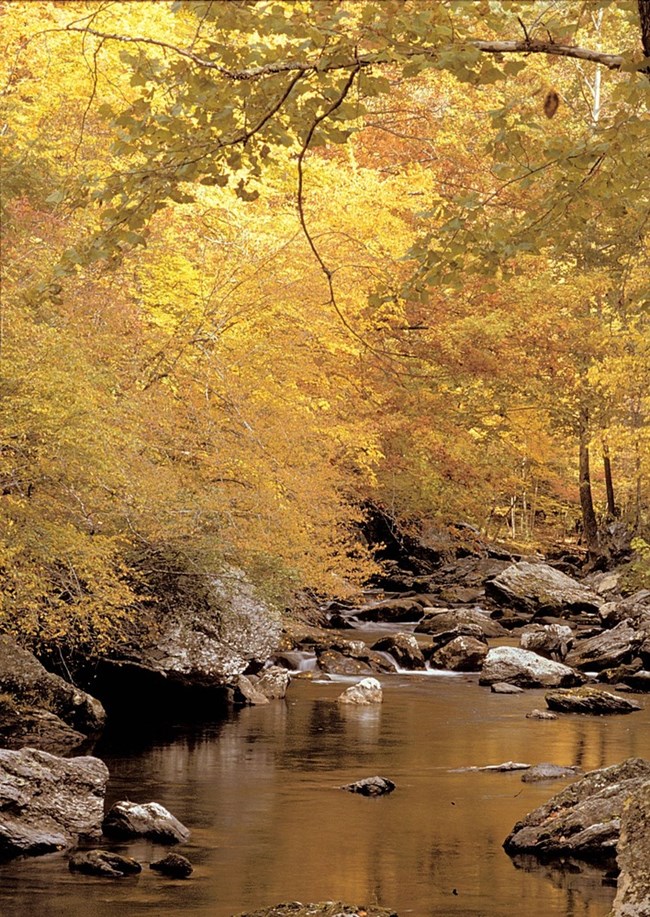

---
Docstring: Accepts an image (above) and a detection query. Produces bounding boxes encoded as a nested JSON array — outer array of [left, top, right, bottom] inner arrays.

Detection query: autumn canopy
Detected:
[[1, 0, 649, 650]]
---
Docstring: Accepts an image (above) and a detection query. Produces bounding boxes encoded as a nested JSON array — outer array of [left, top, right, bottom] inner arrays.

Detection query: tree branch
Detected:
[[470, 39, 625, 70]]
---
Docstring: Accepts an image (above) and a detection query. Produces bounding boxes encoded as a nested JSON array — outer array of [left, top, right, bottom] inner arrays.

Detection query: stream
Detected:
[[2, 623, 649, 917]]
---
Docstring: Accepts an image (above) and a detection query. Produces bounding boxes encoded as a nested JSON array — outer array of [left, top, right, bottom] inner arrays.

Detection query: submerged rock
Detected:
[[503, 757, 650, 862], [486, 562, 601, 616], [545, 687, 642, 716], [479, 646, 583, 689], [337, 678, 382, 706], [341, 776, 396, 796], [102, 801, 190, 844], [0, 747, 108, 859], [150, 853, 193, 878], [234, 903, 398, 917], [521, 764, 581, 782], [611, 782, 650, 916], [250, 666, 291, 700], [526, 709, 557, 720], [69, 850, 142, 878], [491, 682, 524, 694]]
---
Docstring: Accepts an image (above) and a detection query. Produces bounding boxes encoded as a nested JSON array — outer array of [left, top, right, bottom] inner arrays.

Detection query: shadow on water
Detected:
[[0, 672, 643, 917]]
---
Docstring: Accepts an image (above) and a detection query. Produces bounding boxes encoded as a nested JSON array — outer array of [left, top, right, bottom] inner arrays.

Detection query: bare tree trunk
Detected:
[[579, 410, 600, 556], [602, 441, 619, 519], [640, 0, 650, 61]]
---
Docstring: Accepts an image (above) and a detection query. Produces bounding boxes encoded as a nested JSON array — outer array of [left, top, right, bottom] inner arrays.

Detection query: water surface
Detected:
[[2, 672, 647, 917]]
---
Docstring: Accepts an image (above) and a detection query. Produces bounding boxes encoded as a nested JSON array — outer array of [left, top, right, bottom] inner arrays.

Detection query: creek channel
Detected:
[[2, 617, 648, 917]]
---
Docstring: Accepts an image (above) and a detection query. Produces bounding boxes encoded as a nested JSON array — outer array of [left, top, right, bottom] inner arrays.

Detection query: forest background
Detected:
[[1, 0, 649, 655]]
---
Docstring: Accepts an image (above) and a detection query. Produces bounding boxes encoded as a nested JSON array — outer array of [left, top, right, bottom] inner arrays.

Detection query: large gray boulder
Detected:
[[103, 565, 281, 690], [0, 747, 108, 859], [479, 646, 583, 688], [486, 562, 601, 615], [503, 757, 650, 862], [612, 782, 650, 916], [0, 636, 105, 753], [565, 621, 644, 672]]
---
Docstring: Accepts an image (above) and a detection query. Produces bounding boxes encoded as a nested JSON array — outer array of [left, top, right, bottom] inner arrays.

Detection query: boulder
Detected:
[[519, 624, 574, 661], [415, 608, 505, 638], [353, 598, 426, 623], [371, 633, 425, 670], [0, 636, 105, 749], [429, 635, 488, 671], [565, 621, 644, 672], [0, 695, 89, 757], [228, 675, 270, 706], [316, 641, 394, 676], [526, 709, 557, 720], [491, 682, 524, 694], [521, 764, 581, 782], [102, 801, 189, 844], [479, 647, 583, 688], [96, 565, 281, 695], [545, 687, 642, 715], [150, 853, 193, 878], [340, 776, 396, 796], [424, 622, 488, 651], [486, 562, 601, 615], [503, 757, 650, 862], [611, 782, 650, 916], [0, 747, 108, 859], [337, 677, 382, 706], [235, 903, 398, 917], [69, 850, 142, 878], [249, 666, 291, 700]]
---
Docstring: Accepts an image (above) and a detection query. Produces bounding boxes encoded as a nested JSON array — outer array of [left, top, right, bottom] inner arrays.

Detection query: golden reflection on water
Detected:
[[1, 673, 646, 916]]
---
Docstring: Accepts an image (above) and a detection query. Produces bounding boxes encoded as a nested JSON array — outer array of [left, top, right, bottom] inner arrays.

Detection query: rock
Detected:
[[588, 571, 622, 596], [565, 621, 644, 672], [69, 850, 142, 878], [460, 761, 531, 772], [429, 636, 487, 671], [150, 853, 193, 878], [337, 678, 382, 706], [371, 634, 425, 670], [228, 675, 270, 706], [102, 801, 190, 844], [0, 695, 89, 757], [415, 608, 505, 638], [340, 776, 396, 796], [234, 903, 398, 917], [486, 562, 601, 616], [491, 682, 524, 694], [526, 709, 558, 720], [0, 747, 108, 859], [249, 666, 291, 700], [316, 641, 394, 676], [424, 622, 488, 651], [95, 565, 281, 698], [519, 624, 574, 661], [545, 686, 642, 715], [521, 764, 581, 782], [503, 757, 650, 862], [611, 782, 650, 916], [0, 636, 105, 748], [353, 598, 426, 624], [479, 647, 583, 688]]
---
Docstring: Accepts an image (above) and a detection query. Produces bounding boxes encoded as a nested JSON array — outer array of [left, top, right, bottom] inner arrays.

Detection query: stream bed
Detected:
[[2, 669, 649, 916]]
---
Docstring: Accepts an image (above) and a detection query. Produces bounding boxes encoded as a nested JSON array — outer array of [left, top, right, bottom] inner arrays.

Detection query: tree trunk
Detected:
[[640, 0, 650, 60], [579, 412, 599, 556], [602, 441, 619, 519]]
